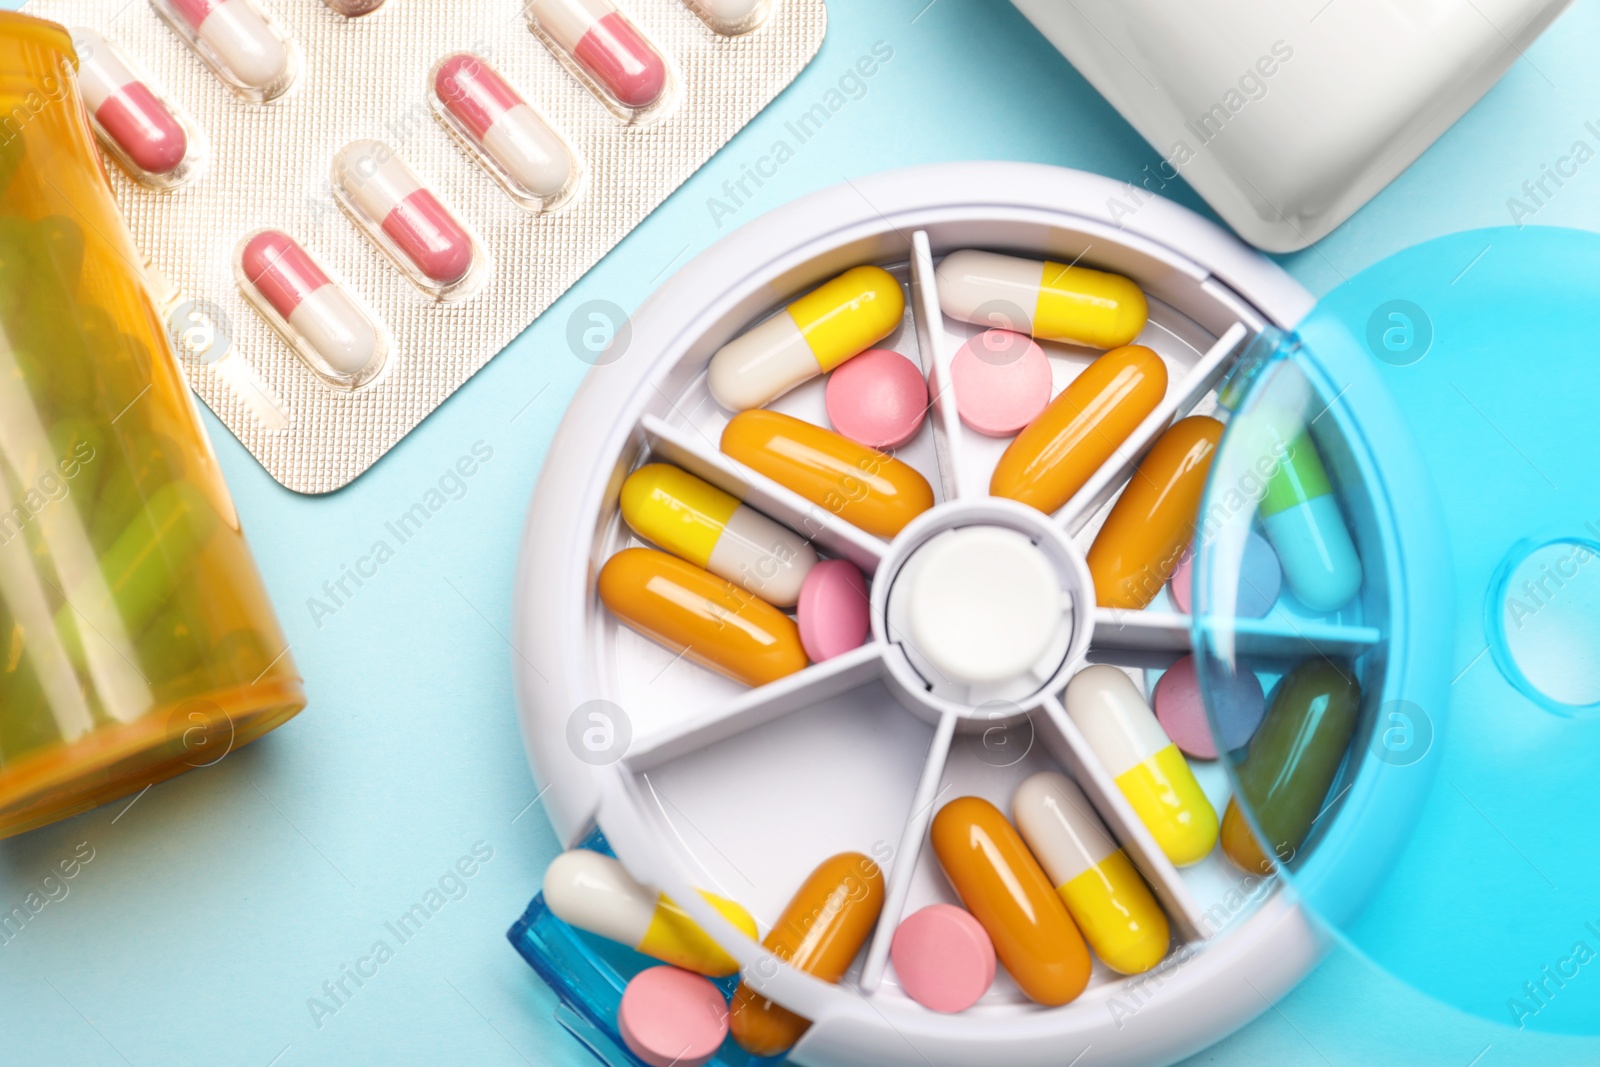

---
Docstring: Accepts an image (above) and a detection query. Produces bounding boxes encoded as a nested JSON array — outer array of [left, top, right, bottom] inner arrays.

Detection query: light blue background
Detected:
[[4, 1, 1600, 1064]]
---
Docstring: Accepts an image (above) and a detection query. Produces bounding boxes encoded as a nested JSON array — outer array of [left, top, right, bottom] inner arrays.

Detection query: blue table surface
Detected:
[[5, 1, 1600, 1064]]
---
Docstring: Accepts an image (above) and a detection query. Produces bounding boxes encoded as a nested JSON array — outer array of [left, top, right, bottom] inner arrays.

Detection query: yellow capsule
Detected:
[[730, 852, 884, 1056], [936, 249, 1148, 349], [990, 344, 1168, 514], [543, 850, 758, 977], [620, 464, 818, 607], [720, 409, 934, 540], [597, 547, 808, 687], [1088, 415, 1222, 609], [1012, 772, 1170, 975], [1065, 666, 1218, 867], [708, 265, 905, 410]]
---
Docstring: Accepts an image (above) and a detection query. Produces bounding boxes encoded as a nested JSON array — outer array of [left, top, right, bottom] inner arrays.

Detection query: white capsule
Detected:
[[526, 0, 669, 114], [158, 0, 292, 97], [544, 850, 658, 948], [542, 850, 758, 977], [1066, 665, 1171, 777], [1065, 665, 1218, 867], [333, 141, 478, 293], [683, 0, 771, 35], [433, 54, 576, 205], [706, 265, 905, 412], [619, 463, 817, 607], [238, 230, 383, 386], [71, 28, 193, 182], [1013, 771, 1172, 976], [936, 249, 1149, 350], [1014, 772, 1118, 884]]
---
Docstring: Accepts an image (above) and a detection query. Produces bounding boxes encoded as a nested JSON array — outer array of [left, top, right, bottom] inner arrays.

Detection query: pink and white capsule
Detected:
[[70, 28, 188, 177], [434, 55, 574, 200], [164, 0, 289, 92], [333, 141, 475, 289], [527, 0, 668, 112], [241, 232, 377, 379]]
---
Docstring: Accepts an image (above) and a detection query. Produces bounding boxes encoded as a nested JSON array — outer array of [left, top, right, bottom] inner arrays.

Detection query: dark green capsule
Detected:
[[1221, 659, 1362, 873]]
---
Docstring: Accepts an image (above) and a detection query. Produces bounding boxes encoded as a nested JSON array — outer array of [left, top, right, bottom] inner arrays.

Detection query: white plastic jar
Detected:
[[1011, 0, 1570, 250]]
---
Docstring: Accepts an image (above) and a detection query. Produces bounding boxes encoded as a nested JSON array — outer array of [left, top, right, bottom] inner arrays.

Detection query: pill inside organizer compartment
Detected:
[[70, 27, 204, 190], [234, 229, 389, 390], [430, 53, 585, 214], [330, 139, 487, 301], [617, 254, 1360, 756], [148, 0, 299, 103], [525, 0, 676, 124], [608, 664, 1241, 1015], [598, 459, 876, 692]]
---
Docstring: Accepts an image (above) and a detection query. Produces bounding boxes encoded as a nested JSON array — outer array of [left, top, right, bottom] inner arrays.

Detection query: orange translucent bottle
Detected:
[[0, 14, 304, 838]]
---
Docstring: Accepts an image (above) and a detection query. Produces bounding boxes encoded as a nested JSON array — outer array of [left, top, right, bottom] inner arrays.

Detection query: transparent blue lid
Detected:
[[1193, 226, 1600, 1034], [508, 829, 782, 1067]]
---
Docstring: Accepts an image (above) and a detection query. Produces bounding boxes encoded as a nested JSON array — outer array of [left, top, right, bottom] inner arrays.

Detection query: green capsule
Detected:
[[55, 479, 219, 667], [94, 331, 157, 429], [47, 416, 108, 510], [34, 215, 83, 294], [135, 595, 207, 683], [14, 238, 78, 339], [90, 431, 184, 551], [1221, 659, 1362, 874], [1, 346, 46, 408], [0, 618, 59, 764], [0, 216, 29, 293], [0, 130, 24, 195], [208, 629, 274, 687]]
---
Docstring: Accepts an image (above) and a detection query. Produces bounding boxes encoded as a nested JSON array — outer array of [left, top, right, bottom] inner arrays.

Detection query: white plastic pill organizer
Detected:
[[509, 162, 1416, 1067], [29, 0, 825, 491]]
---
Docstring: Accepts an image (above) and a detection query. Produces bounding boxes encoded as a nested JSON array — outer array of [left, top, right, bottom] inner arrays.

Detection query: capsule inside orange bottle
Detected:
[[597, 547, 808, 687], [990, 344, 1168, 514], [729, 852, 884, 1057], [720, 409, 934, 539], [1087, 415, 1223, 610], [930, 796, 1091, 1006]]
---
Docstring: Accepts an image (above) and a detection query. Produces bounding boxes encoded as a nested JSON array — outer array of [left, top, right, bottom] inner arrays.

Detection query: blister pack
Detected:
[[27, 0, 825, 491]]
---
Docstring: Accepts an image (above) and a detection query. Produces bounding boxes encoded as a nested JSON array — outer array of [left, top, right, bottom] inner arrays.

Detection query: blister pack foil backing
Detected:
[[24, 0, 825, 492]]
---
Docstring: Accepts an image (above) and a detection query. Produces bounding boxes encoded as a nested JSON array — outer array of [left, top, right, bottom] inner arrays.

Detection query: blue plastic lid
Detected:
[[1193, 226, 1600, 1034]]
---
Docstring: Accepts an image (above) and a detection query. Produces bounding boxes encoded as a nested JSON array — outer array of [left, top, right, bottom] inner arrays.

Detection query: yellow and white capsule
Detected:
[[543, 850, 758, 977], [1013, 772, 1170, 974], [708, 265, 905, 411], [936, 249, 1148, 350], [620, 464, 817, 607], [1065, 665, 1218, 867]]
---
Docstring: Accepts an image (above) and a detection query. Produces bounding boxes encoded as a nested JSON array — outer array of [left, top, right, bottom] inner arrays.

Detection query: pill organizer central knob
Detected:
[[904, 527, 1063, 685]]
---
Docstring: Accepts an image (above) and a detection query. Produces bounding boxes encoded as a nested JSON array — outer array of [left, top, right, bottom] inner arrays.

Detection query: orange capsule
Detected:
[[930, 796, 1091, 1006], [730, 852, 885, 1056], [1087, 415, 1223, 610], [990, 344, 1168, 514], [720, 409, 934, 540], [597, 547, 808, 687]]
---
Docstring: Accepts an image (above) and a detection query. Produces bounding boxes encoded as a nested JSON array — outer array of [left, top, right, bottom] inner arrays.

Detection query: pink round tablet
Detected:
[[825, 348, 928, 449], [617, 966, 729, 1067], [796, 558, 871, 662], [890, 904, 996, 1013], [950, 328, 1052, 436], [1153, 654, 1266, 759], [1169, 529, 1281, 618]]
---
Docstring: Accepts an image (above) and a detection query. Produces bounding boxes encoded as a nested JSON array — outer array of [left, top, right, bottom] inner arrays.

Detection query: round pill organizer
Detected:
[[512, 162, 1600, 1063]]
